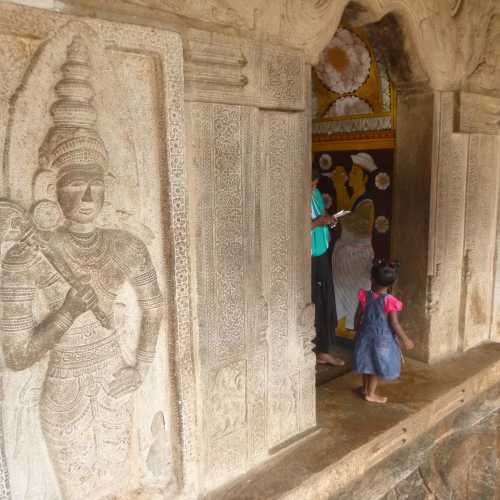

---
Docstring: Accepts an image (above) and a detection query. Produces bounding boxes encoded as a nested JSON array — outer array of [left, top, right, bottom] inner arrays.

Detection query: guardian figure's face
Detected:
[[56, 166, 105, 223]]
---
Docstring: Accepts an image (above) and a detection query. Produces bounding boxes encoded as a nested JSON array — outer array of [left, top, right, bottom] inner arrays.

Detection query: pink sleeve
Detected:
[[385, 295, 403, 314], [358, 289, 367, 311]]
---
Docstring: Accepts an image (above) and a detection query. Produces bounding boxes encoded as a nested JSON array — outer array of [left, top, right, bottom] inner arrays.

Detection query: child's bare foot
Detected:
[[356, 386, 366, 397], [364, 393, 388, 404]]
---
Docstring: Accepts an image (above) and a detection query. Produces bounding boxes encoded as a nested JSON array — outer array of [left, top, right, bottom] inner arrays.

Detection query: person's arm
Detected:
[[311, 214, 329, 229], [388, 311, 414, 350], [311, 214, 338, 229]]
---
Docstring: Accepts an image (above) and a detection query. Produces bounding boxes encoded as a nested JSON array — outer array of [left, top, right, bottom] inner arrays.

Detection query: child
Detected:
[[352, 260, 414, 403]]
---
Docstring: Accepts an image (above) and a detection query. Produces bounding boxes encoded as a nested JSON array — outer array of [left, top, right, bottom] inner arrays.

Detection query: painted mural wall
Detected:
[[311, 27, 396, 339]]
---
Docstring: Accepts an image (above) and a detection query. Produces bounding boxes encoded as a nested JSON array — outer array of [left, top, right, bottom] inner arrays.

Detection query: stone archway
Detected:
[[308, 0, 500, 362], [309, 2, 435, 362]]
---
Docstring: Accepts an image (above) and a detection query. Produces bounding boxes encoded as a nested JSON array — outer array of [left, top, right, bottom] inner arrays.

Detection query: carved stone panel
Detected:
[[260, 47, 305, 110], [461, 134, 500, 349], [393, 90, 434, 361], [427, 91, 469, 361], [206, 360, 248, 479], [260, 109, 314, 446], [0, 4, 192, 499], [187, 100, 272, 489]]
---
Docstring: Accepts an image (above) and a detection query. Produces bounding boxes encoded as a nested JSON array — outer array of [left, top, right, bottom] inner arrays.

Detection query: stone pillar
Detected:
[[394, 87, 500, 363], [425, 91, 500, 361], [184, 29, 315, 491], [455, 93, 500, 350], [393, 87, 434, 361]]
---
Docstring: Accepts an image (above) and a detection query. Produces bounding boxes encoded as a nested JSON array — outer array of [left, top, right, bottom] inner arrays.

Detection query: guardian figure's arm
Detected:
[[1, 246, 97, 370]]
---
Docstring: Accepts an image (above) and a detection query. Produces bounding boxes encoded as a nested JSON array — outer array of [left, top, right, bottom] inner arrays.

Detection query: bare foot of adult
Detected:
[[316, 353, 345, 366], [364, 393, 388, 404]]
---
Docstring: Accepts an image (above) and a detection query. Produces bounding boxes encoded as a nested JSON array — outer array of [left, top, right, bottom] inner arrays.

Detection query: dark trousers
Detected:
[[311, 252, 337, 353]]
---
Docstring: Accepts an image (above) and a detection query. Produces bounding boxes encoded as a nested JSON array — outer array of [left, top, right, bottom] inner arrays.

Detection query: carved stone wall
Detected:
[[184, 29, 306, 111], [2, 0, 500, 498], [185, 33, 314, 489], [0, 4, 194, 499], [259, 109, 315, 447], [187, 101, 268, 490]]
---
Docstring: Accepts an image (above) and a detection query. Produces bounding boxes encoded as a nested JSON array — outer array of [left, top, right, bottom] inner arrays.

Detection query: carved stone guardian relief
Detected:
[[0, 4, 193, 499]]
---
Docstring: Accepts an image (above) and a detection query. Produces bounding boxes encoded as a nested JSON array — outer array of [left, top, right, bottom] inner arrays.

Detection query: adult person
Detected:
[[311, 168, 345, 366], [331, 152, 377, 333], [317, 174, 340, 266]]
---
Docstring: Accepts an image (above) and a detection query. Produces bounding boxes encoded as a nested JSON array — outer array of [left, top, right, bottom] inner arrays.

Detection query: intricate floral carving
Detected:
[[208, 361, 247, 439], [298, 303, 315, 357], [261, 49, 305, 108]]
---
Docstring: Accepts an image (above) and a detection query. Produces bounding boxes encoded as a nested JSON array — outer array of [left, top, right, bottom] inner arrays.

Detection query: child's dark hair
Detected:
[[371, 259, 400, 287]]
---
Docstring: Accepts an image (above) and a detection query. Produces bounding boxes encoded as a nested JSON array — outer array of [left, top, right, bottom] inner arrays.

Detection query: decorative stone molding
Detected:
[[8, 0, 499, 94], [184, 36, 249, 90], [184, 29, 305, 110]]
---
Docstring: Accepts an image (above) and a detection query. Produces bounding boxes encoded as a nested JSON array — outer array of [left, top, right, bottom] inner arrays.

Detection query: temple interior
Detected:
[[0, 1, 499, 499]]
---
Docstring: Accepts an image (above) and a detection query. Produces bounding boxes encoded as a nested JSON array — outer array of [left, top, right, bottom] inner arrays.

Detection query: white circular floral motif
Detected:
[[315, 28, 371, 94], [324, 96, 373, 117], [375, 216, 390, 234], [375, 172, 391, 190], [319, 153, 333, 171]]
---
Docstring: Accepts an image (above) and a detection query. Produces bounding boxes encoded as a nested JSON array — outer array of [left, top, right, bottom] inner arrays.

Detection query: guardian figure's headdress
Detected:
[[39, 35, 108, 180]]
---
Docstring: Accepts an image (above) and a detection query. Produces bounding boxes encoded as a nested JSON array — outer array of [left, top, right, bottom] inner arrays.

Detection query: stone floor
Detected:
[[207, 343, 500, 500]]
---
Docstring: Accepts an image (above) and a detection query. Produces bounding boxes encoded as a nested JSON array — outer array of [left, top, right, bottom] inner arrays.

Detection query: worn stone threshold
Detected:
[[206, 343, 500, 500]]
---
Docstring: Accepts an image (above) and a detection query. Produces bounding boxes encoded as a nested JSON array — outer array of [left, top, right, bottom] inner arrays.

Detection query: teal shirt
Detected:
[[311, 188, 330, 257]]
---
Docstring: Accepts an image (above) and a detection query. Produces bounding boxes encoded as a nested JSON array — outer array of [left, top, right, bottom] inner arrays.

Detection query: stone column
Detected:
[[392, 87, 434, 361], [184, 29, 315, 491], [394, 86, 500, 363], [425, 91, 500, 361]]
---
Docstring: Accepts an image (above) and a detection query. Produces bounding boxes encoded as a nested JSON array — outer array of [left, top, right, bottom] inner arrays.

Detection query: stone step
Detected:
[[207, 343, 500, 499]]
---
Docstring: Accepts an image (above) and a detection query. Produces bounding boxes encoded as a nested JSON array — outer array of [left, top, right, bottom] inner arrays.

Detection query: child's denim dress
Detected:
[[352, 291, 401, 379]]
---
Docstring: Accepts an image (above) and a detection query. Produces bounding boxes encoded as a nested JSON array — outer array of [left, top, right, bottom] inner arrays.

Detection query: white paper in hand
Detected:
[[333, 210, 351, 219]]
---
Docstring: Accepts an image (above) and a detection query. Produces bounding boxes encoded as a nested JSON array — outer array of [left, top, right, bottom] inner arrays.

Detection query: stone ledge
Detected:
[[206, 343, 500, 499]]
